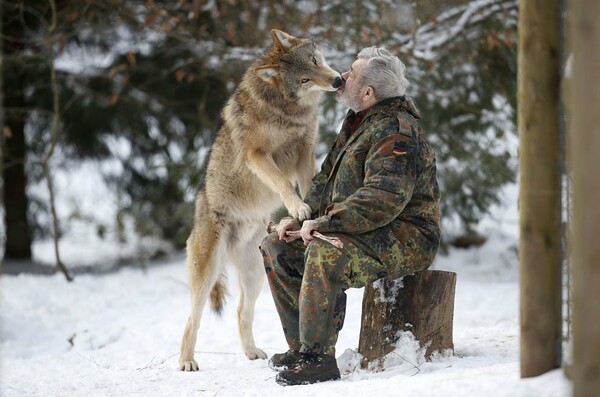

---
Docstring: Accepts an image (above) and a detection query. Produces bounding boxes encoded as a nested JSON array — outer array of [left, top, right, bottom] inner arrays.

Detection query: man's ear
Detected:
[[254, 64, 280, 84], [363, 86, 375, 101], [271, 29, 300, 51]]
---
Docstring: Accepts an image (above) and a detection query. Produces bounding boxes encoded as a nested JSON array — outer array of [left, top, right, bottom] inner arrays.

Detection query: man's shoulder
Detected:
[[365, 108, 418, 143]]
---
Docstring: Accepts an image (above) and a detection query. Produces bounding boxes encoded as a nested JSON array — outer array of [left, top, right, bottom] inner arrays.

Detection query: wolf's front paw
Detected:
[[292, 203, 312, 222], [245, 347, 267, 360], [180, 360, 199, 372]]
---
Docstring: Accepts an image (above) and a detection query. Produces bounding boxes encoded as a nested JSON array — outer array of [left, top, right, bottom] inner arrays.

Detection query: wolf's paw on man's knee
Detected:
[[244, 347, 267, 360], [180, 359, 199, 372]]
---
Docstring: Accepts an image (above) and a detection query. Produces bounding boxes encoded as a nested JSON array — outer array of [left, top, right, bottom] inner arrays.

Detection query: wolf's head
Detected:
[[253, 30, 342, 100]]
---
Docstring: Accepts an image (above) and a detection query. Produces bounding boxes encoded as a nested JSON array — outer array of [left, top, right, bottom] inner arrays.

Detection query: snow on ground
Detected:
[[0, 183, 571, 396]]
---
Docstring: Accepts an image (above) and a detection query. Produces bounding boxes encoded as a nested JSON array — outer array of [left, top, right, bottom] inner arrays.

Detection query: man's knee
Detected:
[[259, 232, 280, 267], [260, 232, 303, 272], [260, 232, 281, 253]]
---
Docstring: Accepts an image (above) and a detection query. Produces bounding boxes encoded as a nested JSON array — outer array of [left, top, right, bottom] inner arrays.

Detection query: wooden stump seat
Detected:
[[357, 270, 457, 369]]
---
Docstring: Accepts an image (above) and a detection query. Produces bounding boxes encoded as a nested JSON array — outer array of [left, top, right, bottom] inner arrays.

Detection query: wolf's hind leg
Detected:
[[179, 222, 225, 371], [230, 224, 268, 360]]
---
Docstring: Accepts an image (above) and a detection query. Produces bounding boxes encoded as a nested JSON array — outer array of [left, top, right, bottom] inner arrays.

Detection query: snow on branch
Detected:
[[395, 0, 517, 61]]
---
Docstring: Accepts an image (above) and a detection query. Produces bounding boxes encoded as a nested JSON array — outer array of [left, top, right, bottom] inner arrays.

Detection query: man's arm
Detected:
[[314, 132, 418, 234]]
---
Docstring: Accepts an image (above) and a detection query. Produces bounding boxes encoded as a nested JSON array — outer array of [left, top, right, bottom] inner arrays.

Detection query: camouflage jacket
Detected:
[[304, 96, 440, 271]]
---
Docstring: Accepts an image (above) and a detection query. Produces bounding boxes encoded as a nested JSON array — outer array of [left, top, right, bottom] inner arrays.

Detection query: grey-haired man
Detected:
[[261, 47, 441, 386]]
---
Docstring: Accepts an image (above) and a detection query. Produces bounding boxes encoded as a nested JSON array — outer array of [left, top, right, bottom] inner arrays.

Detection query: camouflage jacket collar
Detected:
[[338, 96, 420, 148], [348, 96, 421, 123], [342, 96, 421, 141], [335, 96, 422, 162]]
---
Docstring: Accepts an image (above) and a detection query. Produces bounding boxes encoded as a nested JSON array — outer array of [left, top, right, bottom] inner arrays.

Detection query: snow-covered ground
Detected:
[[0, 183, 571, 396]]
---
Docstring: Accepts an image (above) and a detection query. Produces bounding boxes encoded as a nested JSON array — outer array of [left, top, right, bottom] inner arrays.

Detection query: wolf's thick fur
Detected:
[[179, 30, 341, 371]]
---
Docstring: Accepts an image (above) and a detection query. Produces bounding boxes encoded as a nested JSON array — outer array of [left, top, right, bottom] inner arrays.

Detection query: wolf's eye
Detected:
[[312, 57, 318, 66], [301, 78, 310, 84]]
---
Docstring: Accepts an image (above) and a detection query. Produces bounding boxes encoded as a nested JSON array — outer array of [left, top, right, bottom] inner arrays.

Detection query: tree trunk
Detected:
[[358, 270, 456, 370], [2, 5, 32, 260], [570, 0, 600, 395], [518, 0, 562, 378], [3, 115, 31, 259]]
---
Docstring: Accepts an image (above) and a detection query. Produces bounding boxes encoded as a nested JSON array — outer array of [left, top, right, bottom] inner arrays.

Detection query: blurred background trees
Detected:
[[1, 0, 517, 262]]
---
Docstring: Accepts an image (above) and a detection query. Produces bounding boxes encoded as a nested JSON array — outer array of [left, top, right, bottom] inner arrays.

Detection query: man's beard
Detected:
[[337, 84, 362, 112]]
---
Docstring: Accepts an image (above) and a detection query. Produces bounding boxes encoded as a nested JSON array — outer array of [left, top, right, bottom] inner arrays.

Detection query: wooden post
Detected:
[[358, 270, 456, 370], [569, 0, 600, 395], [518, 0, 562, 378]]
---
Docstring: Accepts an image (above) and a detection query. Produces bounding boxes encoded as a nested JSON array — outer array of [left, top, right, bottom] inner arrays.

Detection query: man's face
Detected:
[[337, 58, 368, 112]]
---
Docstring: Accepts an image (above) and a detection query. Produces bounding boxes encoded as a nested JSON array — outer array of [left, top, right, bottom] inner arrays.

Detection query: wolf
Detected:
[[179, 29, 342, 371]]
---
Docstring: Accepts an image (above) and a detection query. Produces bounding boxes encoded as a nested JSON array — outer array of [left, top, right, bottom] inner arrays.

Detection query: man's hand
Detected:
[[276, 218, 301, 242], [299, 219, 319, 245]]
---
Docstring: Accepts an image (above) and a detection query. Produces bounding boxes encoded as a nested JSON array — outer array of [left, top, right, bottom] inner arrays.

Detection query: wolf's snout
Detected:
[[332, 76, 343, 89]]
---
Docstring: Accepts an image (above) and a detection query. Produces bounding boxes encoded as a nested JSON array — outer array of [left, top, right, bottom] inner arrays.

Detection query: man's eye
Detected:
[[301, 78, 310, 84], [312, 57, 317, 66]]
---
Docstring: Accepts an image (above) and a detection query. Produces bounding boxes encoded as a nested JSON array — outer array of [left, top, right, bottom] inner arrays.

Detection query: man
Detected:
[[260, 47, 441, 386]]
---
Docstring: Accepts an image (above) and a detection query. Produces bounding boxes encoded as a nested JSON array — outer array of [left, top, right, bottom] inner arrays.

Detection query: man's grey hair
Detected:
[[357, 47, 409, 100]]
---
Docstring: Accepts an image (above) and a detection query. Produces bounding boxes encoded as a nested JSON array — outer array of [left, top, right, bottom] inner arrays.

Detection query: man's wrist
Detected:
[[314, 215, 332, 232]]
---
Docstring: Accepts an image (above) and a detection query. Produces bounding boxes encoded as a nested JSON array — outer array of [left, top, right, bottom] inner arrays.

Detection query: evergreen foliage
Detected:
[[1, 0, 518, 256]]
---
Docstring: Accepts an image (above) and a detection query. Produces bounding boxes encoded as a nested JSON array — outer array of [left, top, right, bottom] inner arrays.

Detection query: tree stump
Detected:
[[358, 270, 457, 369]]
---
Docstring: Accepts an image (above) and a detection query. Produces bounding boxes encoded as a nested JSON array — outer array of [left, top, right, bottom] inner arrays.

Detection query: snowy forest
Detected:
[[2, 0, 518, 265], [4, 0, 597, 396]]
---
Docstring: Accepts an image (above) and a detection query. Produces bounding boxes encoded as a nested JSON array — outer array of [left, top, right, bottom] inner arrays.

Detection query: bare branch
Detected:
[[41, 0, 73, 282], [18, 1, 50, 31]]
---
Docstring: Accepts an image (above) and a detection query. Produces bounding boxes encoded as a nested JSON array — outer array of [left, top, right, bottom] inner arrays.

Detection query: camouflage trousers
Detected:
[[260, 232, 393, 357]]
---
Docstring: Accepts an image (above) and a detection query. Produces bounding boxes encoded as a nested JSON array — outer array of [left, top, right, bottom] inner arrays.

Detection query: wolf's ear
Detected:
[[254, 64, 280, 84], [271, 29, 300, 51]]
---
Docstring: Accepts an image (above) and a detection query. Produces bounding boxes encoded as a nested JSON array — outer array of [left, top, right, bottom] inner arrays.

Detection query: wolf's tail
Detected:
[[210, 274, 227, 315]]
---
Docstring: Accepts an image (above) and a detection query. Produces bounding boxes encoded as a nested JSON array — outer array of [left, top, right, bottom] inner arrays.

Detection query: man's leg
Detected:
[[260, 232, 306, 352], [299, 236, 387, 357], [275, 236, 386, 386]]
